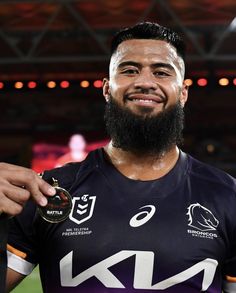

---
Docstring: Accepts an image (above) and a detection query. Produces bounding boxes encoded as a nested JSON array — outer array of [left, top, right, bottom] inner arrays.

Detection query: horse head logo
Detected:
[[187, 203, 219, 231]]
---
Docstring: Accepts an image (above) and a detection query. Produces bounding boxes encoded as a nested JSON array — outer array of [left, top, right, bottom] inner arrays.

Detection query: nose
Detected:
[[133, 69, 157, 91]]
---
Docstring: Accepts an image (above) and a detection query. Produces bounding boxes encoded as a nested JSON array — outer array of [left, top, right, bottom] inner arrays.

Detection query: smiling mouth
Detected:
[[126, 95, 165, 107], [128, 98, 160, 104], [126, 93, 165, 105]]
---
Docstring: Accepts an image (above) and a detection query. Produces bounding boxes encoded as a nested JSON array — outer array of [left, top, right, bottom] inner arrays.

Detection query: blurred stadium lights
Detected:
[[0, 77, 235, 90]]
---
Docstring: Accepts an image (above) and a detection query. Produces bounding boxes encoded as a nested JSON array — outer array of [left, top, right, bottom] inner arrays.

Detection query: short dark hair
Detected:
[[111, 22, 186, 60]]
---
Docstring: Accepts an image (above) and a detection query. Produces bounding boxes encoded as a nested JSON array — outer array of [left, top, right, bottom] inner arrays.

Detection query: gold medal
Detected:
[[37, 177, 72, 223]]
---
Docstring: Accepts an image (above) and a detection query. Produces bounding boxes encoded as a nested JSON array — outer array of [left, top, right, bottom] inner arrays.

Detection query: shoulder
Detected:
[[43, 162, 81, 185], [186, 153, 236, 193], [42, 149, 102, 189]]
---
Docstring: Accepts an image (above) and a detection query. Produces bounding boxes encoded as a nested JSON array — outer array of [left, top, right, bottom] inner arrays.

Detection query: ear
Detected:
[[103, 78, 110, 102], [179, 80, 189, 107]]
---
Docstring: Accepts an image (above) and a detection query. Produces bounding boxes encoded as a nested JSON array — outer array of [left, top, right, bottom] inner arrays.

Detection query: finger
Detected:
[[23, 175, 56, 206], [34, 174, 56, 196], [0, 162, 31, 173], [3, 184, 31, 205], [0, 164, 47, 191], [0, 163, 56, 206], [0, 193, 24, 216], [10, 169, 56, 204]]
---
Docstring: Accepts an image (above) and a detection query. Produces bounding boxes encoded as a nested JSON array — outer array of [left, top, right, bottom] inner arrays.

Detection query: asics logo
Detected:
[[129, 205, 156, 227]]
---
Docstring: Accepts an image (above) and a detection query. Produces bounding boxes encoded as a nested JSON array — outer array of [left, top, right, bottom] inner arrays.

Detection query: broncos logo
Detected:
[[187, 203, 219, 231]]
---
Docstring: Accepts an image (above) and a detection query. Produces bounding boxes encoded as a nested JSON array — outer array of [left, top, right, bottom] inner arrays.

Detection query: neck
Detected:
[[103, 141, 180, 181]]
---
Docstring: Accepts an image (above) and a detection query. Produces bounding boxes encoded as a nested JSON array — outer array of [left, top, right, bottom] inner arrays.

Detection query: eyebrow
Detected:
[[151, 62, 175, 72], [117, 61, 140, 69], [117, 61, 175, 72]]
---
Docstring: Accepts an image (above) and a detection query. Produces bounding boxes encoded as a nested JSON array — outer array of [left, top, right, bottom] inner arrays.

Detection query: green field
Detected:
[[12, 267, 42, 293]]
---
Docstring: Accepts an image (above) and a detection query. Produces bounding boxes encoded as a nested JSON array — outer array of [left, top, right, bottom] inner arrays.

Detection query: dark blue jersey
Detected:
[[0, 217, 8, 293], [7, 149, 236, 292]]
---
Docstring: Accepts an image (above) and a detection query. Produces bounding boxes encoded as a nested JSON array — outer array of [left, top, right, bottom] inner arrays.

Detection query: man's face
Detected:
[[103, 39, 188, 116]]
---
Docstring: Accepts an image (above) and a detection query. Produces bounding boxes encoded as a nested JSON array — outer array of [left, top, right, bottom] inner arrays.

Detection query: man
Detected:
[[3, 22, 236, 292], [0, 165, 55, 292]]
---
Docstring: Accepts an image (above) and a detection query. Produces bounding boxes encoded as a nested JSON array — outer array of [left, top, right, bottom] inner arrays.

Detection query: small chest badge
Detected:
[[69, 195, 96, 225], [187, 203, 219, 231], [38, 178, 72, 223]]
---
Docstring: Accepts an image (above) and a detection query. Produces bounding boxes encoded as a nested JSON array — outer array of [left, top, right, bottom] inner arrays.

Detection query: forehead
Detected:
[[111, 39, 180, 66]]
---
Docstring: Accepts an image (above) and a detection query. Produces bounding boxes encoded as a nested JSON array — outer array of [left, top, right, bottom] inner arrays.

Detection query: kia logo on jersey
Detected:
[[60, 250, 218, 290], [69, 194, 96, 225]]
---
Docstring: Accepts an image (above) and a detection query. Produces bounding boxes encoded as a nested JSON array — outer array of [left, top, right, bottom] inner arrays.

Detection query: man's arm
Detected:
[[0, 162, 56, 292], [6, 268, 26, 292]]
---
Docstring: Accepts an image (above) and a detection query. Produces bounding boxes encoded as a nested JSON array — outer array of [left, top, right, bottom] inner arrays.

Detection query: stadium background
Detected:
[[1, 1, 235, 292]]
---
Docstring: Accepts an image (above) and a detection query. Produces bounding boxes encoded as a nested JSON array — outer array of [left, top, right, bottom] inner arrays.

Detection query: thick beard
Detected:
[[104, 95, 185, 157]]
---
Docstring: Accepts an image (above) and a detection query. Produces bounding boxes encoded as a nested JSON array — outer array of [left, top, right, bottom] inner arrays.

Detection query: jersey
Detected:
[[0, 217, 8, 293], [7, 148, 236, 292]]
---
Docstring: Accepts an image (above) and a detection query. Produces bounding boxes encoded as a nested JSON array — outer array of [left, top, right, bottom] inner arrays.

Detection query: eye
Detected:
[[154, 71, 170, 77], [121, 68, 139, 75]]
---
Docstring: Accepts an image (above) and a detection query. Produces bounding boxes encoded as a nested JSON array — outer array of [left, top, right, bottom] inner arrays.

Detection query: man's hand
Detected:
[[0, 163, 56, 216]]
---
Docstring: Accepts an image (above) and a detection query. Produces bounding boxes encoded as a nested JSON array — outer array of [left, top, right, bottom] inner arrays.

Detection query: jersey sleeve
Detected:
[[223, 195, 236, 293], [0, 217, 8, 291], [7, 201, 38, 275], [7, 161, 82, 276], [223, 242, 236, 292]]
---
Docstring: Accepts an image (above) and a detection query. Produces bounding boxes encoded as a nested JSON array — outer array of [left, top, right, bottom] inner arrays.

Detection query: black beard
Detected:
[[104, 95, 185, 156]]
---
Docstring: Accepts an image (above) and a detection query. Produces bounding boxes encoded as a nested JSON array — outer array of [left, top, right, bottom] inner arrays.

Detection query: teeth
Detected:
[[133, 99, 156, 103]]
